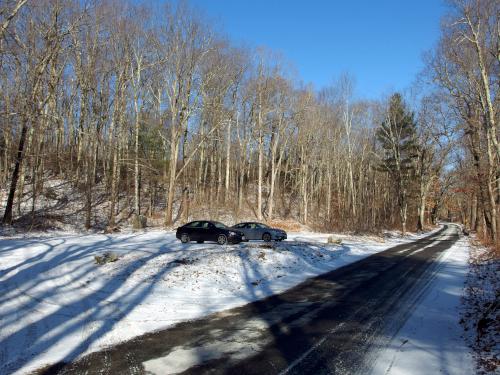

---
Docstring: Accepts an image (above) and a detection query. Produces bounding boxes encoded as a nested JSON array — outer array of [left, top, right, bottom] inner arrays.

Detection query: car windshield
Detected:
[[213, 222, 227, 229]]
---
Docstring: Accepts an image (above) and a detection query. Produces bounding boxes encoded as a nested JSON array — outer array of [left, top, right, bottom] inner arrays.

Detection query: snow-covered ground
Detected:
[[0, 229, 432, 374], [370, 233, 475, 375], [461, 239, 499, 374]]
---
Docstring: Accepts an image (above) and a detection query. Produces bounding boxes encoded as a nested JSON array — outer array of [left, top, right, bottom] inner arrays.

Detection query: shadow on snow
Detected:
[[0, 225, 466, 375]]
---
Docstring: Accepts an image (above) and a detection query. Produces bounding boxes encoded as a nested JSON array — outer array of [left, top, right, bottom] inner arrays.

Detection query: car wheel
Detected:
[[263, 233, 272, 242], [217, 234, 227, 245], [180, 233, 190, 243], [197, 240, 204, 244]]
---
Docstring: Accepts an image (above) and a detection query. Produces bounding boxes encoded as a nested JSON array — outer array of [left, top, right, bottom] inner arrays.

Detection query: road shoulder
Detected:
[[369, 234, 474, 375]]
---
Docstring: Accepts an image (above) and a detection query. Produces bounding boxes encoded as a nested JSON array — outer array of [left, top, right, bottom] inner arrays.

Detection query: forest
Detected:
[[0, 0, 498, 247]]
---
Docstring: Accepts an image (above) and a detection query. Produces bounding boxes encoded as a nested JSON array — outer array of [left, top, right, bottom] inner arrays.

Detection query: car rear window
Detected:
[[213, 222, 227, 229]]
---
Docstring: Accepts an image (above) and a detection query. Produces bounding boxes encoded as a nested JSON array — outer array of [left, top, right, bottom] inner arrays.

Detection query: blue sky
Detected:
[[183, 0, 446, 100]]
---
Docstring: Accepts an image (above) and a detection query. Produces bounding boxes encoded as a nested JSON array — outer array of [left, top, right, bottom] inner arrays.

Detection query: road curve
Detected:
[[39, 224, 460, 375]]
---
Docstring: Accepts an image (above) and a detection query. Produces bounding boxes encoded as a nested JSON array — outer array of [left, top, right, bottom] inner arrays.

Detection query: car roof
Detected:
[[183, 220, 210, 225]]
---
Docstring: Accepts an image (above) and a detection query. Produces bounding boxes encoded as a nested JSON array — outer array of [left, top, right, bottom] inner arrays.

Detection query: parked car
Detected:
[[176, 220, 245, 245], [231, 222, 287, 242]]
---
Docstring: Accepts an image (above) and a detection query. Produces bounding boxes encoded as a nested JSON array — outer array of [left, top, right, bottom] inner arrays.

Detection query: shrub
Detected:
[[94, 252, 119, 265], [327, 236, 342, 245], [44, 187, 58, 200]]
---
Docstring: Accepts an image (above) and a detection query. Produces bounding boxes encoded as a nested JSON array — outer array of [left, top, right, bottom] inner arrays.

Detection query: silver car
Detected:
[[231, 222, 287, 242]]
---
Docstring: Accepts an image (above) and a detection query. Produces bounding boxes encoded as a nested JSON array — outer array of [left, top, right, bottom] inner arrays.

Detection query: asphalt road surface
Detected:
[[39, 224, 460, 375]]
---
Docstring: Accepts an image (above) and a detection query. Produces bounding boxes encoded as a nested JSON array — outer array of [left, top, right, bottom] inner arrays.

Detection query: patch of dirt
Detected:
[[169, 258, 199, 267], [259, 244, 274, 249]]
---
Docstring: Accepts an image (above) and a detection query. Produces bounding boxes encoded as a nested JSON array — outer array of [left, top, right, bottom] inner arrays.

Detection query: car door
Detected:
[[246, 223, 258, 240], [197, 221, 212, 242], [256, 223, 269, 239], [255, 223, 267, 240], [187, 221, 201, 241], [206, 222, 220, 241]]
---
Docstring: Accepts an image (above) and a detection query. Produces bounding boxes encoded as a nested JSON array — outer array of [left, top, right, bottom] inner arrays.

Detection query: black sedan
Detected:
[[176, 221, 245, 245]]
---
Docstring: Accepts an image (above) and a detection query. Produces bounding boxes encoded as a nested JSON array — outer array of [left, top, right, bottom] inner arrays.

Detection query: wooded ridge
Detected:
[[0, 0, 498, 247]]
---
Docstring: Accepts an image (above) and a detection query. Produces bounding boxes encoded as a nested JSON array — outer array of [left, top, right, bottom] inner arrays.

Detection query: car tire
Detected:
[[197, 240, 204, 244], [217, 234, 228, 245], [180, 233, 190, 243], [263, 233, 272, 242]]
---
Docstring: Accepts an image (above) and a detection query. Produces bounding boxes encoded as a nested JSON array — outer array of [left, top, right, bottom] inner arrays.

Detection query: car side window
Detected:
[[234, 223, 243, 228], [186, 221, 200, 228], [200, 222, 210, 229], [248, 223, 256, 229]]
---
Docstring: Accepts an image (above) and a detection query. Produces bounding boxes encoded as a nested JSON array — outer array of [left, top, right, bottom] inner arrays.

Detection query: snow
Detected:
[[370, 234, 474, 375], [461, 238, 499, 374], [0, 228, 432, 374]]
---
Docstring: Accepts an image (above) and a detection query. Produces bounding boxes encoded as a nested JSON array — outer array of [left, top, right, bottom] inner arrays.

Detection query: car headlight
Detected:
[[228, 231, 238, 236]]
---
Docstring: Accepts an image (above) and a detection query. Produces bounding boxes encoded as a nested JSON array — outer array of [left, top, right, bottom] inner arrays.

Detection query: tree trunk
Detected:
[[134, 95, 141, 220], [257, 125, 263, 220], [2, 120, 28, 225], [417, 193, 426, 232], [225, 118, 231, 201], [165, 132, 180, 226]]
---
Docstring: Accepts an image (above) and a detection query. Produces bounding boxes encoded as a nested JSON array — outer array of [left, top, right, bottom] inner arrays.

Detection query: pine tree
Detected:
[[376, 93, 418, 234]]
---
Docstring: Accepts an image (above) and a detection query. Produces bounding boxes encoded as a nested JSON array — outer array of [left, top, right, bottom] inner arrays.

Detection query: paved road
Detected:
[[40, 224, 460, 375]]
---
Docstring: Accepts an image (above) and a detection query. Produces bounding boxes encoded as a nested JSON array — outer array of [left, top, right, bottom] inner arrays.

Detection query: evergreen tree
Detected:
[[376, 93, 418, 234]]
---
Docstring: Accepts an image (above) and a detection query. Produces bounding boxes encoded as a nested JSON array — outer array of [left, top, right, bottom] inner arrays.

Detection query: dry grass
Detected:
[[475, 231, 500, 259], [94, 252, 120, 265], [266, 219, 309, 232], [327, 236, 342, 245], [149, 212, 164, 221]]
